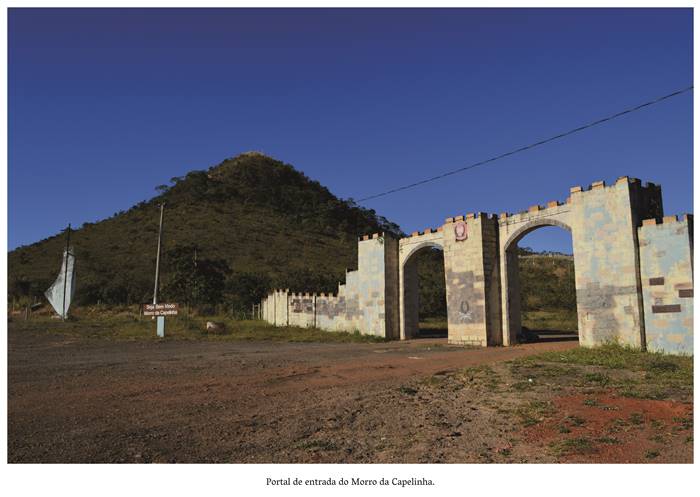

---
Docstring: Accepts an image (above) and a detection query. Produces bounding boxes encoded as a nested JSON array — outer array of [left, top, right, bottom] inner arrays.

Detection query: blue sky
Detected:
[[8, 8, 693, 253]]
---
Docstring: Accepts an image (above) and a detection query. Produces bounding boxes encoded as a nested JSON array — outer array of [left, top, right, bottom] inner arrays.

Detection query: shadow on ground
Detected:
[[519, 328, 579, 343], [416, 326, 578, 343]]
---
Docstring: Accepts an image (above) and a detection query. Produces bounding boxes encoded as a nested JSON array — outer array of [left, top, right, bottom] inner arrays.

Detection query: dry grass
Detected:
[[8, 311, 387, 344]]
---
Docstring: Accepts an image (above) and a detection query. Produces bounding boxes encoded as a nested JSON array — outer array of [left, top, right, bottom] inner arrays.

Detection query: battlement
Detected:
[[287, 292, 313, 298], [490, 177, 664, 227], [404, 226, 444, 238], [363, 177, 667, 241], [570, 177, 630, 193], [569, 176, 660, 195], [641, 214, 693, 227], [269, 288, 344, 300], [268, 288, 290, 296], [444, 212, 500, 224], [497, 197, 571, 227], [359, 232, 383, 241], [357, 231, 401, 242]]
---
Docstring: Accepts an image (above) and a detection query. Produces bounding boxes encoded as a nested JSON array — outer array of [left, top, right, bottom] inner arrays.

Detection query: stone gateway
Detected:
[[261, 177, 693, 355]]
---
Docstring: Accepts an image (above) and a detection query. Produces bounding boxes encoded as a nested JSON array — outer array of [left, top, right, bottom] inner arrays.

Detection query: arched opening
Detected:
[[504, 223, 579, 344], [401, 244, 447, 339]]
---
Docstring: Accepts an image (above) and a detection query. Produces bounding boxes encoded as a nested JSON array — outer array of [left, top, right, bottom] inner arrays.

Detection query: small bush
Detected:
[[549, 437, 597, 456], [399, 386, 418, 396]]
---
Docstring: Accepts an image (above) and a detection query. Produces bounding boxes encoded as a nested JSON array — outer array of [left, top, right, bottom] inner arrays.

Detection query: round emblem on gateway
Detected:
[[454, 221, 468, 241]]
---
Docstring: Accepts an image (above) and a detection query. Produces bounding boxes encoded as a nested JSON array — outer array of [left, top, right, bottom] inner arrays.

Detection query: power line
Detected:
[[357, 86, 693, 203], [117, 86, 693, 244]]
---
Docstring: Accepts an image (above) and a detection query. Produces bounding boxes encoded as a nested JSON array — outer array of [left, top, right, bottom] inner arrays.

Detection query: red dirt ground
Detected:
[[523, 392, 692, 463], [8, 328, 692, 463]]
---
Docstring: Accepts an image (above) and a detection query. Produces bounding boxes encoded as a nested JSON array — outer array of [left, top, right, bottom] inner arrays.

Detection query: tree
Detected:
[[224, 272, 272, 313], [161, 245, 230, 309]]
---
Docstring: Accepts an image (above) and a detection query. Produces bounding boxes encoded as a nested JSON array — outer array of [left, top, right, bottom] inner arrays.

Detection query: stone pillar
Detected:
[[354, 233, 399, 338], [569, 178, 662, 348], [443, 213, 498, 347], [638, 215, 693, 354]]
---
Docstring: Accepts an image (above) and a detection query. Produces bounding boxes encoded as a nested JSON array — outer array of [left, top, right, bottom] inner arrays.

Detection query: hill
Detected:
[[517, 251, 575, 312], [9, 152, 577, 323], [8, 152, 400, 312]]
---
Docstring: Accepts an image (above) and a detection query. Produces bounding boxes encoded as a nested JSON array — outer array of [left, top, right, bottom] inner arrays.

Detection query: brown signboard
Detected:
[[143, 303, 179, 316]]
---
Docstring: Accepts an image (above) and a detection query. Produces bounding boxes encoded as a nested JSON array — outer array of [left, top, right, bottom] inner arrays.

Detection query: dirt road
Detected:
[[8, 328, 575, 463], [8, 329, 690, 463]]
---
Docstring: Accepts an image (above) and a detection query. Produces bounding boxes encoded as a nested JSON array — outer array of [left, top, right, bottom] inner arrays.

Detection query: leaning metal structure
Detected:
[[261, 177, 693, 355]]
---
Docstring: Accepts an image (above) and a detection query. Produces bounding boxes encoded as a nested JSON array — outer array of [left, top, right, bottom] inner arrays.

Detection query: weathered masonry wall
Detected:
[[440, 214, 501, 346], [261, 289, 292, 327], [261, 234, 399, 338], [568, 178, 662, 349], [261, 176, 693, 355], [638, 215, 694, 354], [288, 294, 315, 328]]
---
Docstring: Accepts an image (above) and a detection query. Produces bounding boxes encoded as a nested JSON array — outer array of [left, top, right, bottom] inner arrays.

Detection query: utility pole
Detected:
[[153, 204, 165, 305], [153, 204, 165, 337], [62, 224, 71, 321]]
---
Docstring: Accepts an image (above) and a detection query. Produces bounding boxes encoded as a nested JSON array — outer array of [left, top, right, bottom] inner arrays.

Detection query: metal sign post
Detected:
[[143, 303, 179, 337]]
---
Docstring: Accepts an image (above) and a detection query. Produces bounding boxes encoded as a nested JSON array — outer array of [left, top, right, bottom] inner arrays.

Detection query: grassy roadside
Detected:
[[408, 343, 692, 462], [512, 344, 693, 401], [7, 312, 387, 344], [523, 343, 692, 373]]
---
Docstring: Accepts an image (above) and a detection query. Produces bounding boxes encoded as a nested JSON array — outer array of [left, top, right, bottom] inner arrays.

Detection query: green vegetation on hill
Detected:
[[9, 151, 577, 324], [414, 246, 577, 331], [415, 246, 575, 311], [416, 248, 447, 319], [518, 252, 576, 313], [8, 152, 400, 312]]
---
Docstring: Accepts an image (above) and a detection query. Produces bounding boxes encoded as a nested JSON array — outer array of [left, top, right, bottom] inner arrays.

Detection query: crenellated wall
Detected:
[[638, 215, 694, 354], [261, 233, 399, 338], [260, 176, 692, 355], [288, 293, 315, 328], [568, 177, 663, 348]]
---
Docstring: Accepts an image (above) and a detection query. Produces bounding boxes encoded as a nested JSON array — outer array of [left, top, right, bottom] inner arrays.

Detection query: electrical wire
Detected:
[[357, 86, 693, 202]]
